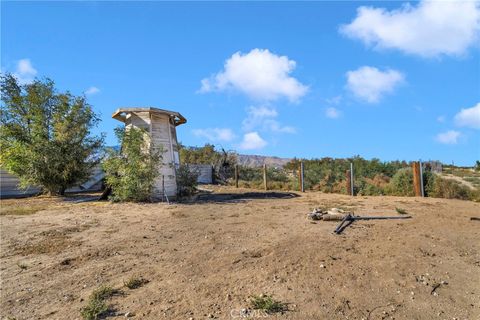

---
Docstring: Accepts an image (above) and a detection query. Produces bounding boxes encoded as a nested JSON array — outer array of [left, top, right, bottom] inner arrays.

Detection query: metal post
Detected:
[[350, 162, 354, 196], [263, 164, 267, 191], [300, 161, 305, 192], [162, 175, 165, 201], [419, 159, 425, 197]]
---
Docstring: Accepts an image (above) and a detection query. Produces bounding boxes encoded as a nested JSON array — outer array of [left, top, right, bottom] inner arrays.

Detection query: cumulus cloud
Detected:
[[85, 86, 100, 95], [242, 105, 295, 133], [199, 49, 308, 102], [13, 59, 37, 84], [192, 128, 235, 142], [346, 66, 404, 103], [239, 132, 267, 150], [436, 130, 461, 144], [325, 107, 341, 119], [340, 1, 480, 58], [454, 102, 480, 129]]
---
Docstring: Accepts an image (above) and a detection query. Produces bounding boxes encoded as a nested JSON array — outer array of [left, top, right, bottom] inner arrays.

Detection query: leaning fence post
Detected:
[[234, 164, 239, 188], [412, 161, 422, 197], [263, 164, 268, 191]]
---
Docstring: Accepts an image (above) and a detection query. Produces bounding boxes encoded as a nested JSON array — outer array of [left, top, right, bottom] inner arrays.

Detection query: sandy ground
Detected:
[[1, 186, 479, 320]]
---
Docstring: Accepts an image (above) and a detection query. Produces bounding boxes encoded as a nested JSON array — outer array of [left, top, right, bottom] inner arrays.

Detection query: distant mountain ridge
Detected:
[[236, 154, 292, 168]]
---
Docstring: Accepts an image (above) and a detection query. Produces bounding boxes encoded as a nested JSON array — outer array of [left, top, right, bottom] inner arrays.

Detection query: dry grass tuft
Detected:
[[0, 205, 49, 216], [80, 285, 117, 320], [124, 276, 149, 289], [250, 294, 288, 314]]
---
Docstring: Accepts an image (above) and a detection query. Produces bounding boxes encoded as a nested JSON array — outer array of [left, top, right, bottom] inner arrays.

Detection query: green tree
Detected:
[[102, 127, 161, 202], [0, 74, 104, 195], [178, 143, 237, 182]]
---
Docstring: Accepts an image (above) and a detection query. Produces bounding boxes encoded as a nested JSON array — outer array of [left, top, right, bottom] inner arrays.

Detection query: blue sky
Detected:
[[2, 1, 479, 165]]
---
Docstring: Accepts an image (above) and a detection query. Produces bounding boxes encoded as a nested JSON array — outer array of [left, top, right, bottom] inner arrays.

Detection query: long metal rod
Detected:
[[334, 214, 412, 234], [352, 216, 412, 220]]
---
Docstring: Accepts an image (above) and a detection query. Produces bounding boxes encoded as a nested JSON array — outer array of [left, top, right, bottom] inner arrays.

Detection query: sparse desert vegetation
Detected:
[[80, 285, 116, 320], [1, 186, 479, 319]]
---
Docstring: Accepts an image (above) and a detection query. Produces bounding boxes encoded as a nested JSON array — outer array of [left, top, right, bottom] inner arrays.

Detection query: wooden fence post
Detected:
[[234, 164, 239, 188], [300, 161, 305, 192], [350, 162, 355, 196], [263, 164, 268, 191], [297, 163, 301, 191], [346, 170, 352, 196], [412, 161, 422, 197]]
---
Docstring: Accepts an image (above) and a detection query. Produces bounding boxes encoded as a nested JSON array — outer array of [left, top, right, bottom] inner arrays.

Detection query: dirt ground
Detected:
[[1, 186, 479, 320]]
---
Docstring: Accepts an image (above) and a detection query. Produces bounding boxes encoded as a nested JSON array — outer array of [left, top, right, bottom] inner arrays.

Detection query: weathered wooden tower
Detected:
[[112, 107, 186, 199]]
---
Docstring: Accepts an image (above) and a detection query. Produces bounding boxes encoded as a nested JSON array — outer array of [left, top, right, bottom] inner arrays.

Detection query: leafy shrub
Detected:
[[386, 168, 415, 196], [0, 74, 104, 195], [179, 143, 236, 183], [176, 164, 199, 197], [103, 127, 161, 202], [357, 179, 385, 196]]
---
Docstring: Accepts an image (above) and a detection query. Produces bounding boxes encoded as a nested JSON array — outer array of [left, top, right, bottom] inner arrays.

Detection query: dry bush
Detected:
[[427, 176, 471, 200]]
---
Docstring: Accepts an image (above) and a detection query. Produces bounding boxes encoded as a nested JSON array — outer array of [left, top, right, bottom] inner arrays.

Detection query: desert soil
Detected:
[[1, 186, 479, 320]]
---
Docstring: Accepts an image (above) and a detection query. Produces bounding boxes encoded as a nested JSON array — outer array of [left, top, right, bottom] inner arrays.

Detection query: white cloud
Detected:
[[325, 107, 341, 119], [199, 48, 308, 102], [242, 105, 295, 134], [13, 59, 37, 84], [454, 102, 480, 129], [263, 119, 296, 134], [192, 128, 235, 142], [436, 130, 461, 144], [340, 1, 480, 58], [326, 95, 342, 105], [85, 86, 100, 95], [346, 66, 404, 103], [239, 132, 267, 150], [242, 106, 277, 131], [436, 115, 446, 123]]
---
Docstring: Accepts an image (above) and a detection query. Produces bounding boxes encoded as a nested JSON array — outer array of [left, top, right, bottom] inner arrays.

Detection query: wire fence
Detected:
[[229, 160, 431, 197]]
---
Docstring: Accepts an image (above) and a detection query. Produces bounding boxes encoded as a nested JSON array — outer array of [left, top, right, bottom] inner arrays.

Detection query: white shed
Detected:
[[112, 107, 186, 200]]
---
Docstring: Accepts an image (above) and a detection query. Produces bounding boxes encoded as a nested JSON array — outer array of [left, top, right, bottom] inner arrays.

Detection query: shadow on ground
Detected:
[[191, 191, 300, 203]]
